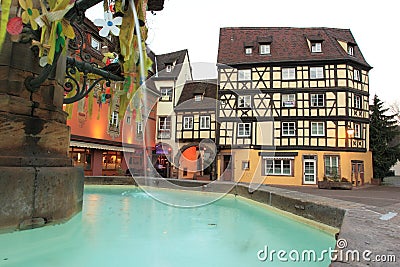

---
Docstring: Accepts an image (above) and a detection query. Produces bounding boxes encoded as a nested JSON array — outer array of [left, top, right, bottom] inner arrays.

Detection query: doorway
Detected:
[[351, 161, 364, 186], [303, 158, 317, 184], [221, 155, 233, 181]]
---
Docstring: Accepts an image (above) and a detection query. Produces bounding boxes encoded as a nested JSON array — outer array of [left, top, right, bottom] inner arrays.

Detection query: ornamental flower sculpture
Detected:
[[19, 0, 40, 30], [94, 11, 123, 37]]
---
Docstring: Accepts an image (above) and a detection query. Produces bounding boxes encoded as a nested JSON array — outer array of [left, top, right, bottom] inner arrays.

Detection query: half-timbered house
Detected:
[[152, 49, 193, 177], [217, 27, 373, 186], [174, 80, 218, 180]]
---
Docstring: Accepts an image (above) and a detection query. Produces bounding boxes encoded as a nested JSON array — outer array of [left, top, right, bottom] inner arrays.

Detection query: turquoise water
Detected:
[[0, 186, 335, 267]]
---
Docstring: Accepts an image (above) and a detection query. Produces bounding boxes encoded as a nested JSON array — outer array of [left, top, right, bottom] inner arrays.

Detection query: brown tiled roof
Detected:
[[175, 80, 218, 111], [217, 27, 371, 69], [154, 49, 190, 80]]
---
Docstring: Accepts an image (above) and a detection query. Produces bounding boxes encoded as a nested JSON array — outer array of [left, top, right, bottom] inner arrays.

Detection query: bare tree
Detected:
[[389, 100, 400, 124]]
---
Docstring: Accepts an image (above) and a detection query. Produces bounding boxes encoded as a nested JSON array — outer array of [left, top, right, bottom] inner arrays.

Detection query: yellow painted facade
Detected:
[[217, 149, 372, 186]]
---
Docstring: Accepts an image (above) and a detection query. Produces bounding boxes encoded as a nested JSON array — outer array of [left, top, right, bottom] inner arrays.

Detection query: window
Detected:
[[282, 122, 296, 136], [348, 45, 354, 56], [242, 161, 250, 170], [311, 42, 322, 53], [158, 117, 171, 139], [282, 94, 296, 107], [353, 69, 361, 81], [264, 159, 292, 176], [311, 94, 325, 107], [354, 123, 362, 138], [354, 95, 362, 109], [69, 147, 92, 170], [245, 47, 252, 55], [183, 116, 193, 130], [136, 122, 143, 135], [238, 95, 251, 108], [310, 67, 324, 79], [238, 123, 251, 137], [160, 88, 172, 101], [102, 151, 122, 170], [259, 44, 270, 55], [311, 122, 325, 136], [200, 116, 211, 129], [324, 155, 339, 177], [282, 68, 295, 80], [110, 111, 119, 127], [194, 95, 203, 102], [166, 64, 173, 72], [126, 116, 131, 124], [238, 69, 251, 81], [91, 37, 100, 50]]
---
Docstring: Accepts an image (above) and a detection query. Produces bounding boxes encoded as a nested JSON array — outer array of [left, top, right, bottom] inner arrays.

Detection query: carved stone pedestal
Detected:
[[0, 36, 84, 232]]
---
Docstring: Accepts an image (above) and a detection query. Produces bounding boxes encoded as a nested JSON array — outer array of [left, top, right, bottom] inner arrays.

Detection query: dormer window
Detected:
[[259, 44, 270, 55], [194, 95, 203, 102], [166, 64, 173, 72], [245, 47, 252, 55], [348, 45, 354, 56], [244, 41, 254, 55], [311, 42, 322, 53]]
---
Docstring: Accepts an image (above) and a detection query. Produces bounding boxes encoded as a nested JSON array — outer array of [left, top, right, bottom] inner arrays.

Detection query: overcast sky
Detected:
[[87, 0, 399, 105]]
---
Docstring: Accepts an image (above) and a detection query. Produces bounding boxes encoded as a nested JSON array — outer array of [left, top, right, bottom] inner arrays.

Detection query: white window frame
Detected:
[[183, 116, 193, 130], [242, 161, 250, 170], [245, 47, 252, 55], [136, 122, 143, 135], [259, 44, 270, 55], [200, 116, 211, 130], [238, 69, 251, 81], [166, 64, 173, 73], [310, 67, 324, 79], [354, 95, 362, 109], [238, 123, 251, 137], [348, 45, 354, 56], [160, 87, 172, 102], [311, 122, 325, 136], [264, 158, 293, 176], [354, 123, 362, 138], [238, 95, 252, 108], [158, 117, 171, 139], [282, 68, 296, 80], [282, 122, 296, 136], [110, 111, 119, 127], [282, 94, 296, 107], [311, 42, 322, 53], [324, 155, 339, 177], [353, 69, 361, 81], [195, 95, 203, 102], [311, 94, 325, 107]]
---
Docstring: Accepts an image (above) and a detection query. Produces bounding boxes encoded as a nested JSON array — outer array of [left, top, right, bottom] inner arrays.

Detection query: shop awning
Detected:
[[70, 141, 136, 153]]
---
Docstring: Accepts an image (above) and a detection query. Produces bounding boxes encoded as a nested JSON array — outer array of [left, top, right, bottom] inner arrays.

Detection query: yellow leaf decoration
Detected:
[[61, 19, 75, 40], [0, 0, 12, 52], [19, 0, 40, 30]]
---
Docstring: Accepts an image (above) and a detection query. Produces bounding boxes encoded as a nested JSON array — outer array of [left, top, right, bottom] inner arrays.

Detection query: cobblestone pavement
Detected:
[[271, 179, 400, 207], [270, 178, 400, 266]]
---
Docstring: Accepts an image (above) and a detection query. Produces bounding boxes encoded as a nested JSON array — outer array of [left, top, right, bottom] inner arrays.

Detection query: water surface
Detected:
[[0, 185, 335, 266]]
